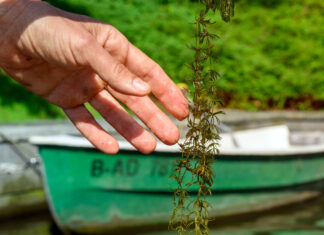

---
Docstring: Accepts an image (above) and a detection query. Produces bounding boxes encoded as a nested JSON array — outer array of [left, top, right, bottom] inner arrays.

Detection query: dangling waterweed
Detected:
[[169, 0, 234, 234]]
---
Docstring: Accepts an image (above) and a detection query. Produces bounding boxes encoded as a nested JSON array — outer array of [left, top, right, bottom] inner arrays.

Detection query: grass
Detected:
[[0, 0, 323, 122]]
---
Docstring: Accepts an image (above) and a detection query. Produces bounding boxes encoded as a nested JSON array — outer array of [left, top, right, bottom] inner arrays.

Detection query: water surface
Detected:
[[1, 195, 323, 235]]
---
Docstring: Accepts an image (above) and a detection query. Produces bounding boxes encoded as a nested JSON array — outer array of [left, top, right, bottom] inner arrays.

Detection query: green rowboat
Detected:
[[29, 125, 324, 234]]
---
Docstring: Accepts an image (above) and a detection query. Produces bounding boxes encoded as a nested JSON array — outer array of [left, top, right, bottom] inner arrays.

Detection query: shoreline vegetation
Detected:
[[0, 0, 323, 122]]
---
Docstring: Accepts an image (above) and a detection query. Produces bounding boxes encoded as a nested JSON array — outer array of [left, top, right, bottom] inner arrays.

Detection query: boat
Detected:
[[0, 131, 45, 220], [28, 124, 324, 234]]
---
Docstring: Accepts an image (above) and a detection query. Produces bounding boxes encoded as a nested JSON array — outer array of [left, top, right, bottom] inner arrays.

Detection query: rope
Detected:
[[0, 132, 41, 177]]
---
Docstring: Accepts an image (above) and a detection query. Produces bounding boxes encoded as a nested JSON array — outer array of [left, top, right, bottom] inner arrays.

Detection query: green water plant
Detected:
[[170, 0, 234, 234]]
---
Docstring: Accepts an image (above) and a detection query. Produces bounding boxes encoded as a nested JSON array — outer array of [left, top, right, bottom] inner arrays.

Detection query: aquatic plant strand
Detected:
[[170, 0, 234, 234]]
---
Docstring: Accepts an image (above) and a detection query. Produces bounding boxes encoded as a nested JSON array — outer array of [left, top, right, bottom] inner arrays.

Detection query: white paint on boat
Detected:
[[0, 163, 23, 175], [29, 125, 324, 156]]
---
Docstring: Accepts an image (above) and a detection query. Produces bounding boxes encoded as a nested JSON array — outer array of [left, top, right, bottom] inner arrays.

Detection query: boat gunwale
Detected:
[[36, 143, 324, 161], [30, 134, 324, 156]]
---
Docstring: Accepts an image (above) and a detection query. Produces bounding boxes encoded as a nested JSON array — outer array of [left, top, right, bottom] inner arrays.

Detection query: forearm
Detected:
[[0, 0, 45, 66], [0, 0, 29, 18], [0, 0, 43, 26], [0, 0, 31, 41]]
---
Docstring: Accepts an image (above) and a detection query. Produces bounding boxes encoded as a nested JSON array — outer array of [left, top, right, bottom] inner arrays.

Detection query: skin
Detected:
[[0, 0, 189, 154]]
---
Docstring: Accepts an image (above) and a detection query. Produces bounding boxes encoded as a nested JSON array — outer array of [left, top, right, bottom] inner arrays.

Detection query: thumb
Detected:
[[81, 37, 151, 96]]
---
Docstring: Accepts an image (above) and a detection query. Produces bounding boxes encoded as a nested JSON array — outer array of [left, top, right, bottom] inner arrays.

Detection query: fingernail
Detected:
[[133, 78, 150, 93]]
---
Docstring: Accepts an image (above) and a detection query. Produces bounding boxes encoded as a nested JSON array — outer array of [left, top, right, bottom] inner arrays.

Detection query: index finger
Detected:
[[124, 44, 189, 121]]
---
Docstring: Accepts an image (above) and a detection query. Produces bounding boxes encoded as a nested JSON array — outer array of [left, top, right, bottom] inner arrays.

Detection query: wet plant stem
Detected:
[[170, 1, 234, 234]]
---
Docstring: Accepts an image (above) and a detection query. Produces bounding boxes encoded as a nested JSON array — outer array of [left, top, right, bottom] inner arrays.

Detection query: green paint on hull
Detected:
[[39, 146, 324, 233]]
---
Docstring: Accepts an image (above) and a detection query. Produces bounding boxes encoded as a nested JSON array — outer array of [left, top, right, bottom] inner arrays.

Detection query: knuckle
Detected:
[[72, 34, 96, 65], [112, 62, 127, 76], [76, 35, 95, 50], [106, 26, 129, 48], [143, 64, 160, 80], [107, 25, 118, 35], [107, 26, 121, 40]]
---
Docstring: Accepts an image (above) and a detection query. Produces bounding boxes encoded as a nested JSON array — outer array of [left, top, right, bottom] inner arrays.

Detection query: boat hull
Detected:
[[39, 146, 324, 234]]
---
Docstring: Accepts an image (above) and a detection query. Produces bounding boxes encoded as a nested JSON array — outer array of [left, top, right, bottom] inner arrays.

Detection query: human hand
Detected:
[[0, 0, 189, 154]]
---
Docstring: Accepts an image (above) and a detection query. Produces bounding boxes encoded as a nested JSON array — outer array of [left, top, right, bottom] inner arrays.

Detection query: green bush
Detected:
[[215, 0, 324, 110], [0, 0, 323, 121]]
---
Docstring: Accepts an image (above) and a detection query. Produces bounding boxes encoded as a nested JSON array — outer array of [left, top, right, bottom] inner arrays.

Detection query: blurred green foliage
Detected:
[[0, 70, 64, 122], [0, 0, 323, 122]]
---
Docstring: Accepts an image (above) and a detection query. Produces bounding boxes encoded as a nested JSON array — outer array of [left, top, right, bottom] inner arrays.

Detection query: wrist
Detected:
[[0, 0, 33, 54], [0, 0, 40, 20], [0, 1, 25, 20]]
